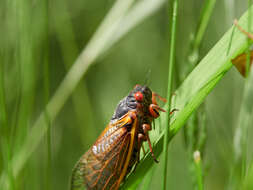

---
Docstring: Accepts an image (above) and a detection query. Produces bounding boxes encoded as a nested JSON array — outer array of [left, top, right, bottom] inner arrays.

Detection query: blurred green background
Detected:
[[0, 0, 251, 189]]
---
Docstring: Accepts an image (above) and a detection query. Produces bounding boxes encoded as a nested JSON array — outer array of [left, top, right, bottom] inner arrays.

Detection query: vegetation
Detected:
[[0, 0, 252, 190]]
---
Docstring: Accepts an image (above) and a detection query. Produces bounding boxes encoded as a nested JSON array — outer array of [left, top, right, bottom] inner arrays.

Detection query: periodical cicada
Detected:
[[70, 85, 167, 190]]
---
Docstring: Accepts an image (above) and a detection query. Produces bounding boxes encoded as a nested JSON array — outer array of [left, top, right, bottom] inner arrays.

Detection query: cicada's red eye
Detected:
[[134, 91, 144, 102]]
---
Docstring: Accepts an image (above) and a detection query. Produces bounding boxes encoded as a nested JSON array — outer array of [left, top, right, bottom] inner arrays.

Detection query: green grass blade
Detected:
[[0, 138, 15, 190], [232, 49, 253, 188], [0, 0, 134, 187], [0, 0, 169, 188], [103, 0, 166, 54], [41, 0, 51, 188], [231, 2, 253, 188], [193, 0, 216, 52], [139, 165, 155, 190], [193, 151, 204, 190], [0, 57, 7, 133], [121, 6, 253, 189], [0, 49, 14, 190], [162, 0, 178, 189], [182, 0, 217, 80], [243, 160, 253, 189], [183, 0, 216, 188], [246, 0, 252, 77], [240, 65, 253, 190], [52, 0, 98, 145]]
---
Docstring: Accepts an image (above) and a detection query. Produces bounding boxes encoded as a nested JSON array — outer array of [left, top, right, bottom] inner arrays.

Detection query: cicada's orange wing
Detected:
[[70, 111, 138, 190]]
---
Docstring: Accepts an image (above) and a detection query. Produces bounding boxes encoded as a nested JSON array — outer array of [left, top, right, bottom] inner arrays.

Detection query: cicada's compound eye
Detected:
[[134, 91, 144, 102]]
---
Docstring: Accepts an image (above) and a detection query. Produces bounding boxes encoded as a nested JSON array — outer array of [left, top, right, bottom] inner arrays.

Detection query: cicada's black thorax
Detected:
[[111, 85, 152, 122]]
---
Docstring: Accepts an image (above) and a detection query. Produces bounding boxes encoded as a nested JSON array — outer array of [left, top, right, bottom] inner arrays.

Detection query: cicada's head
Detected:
[[130, 84, 166, 120], [131, 84, 152, 106], [111, 84, 166, 122]]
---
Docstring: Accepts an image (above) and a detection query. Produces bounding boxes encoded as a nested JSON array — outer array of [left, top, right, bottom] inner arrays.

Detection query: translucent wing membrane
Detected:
[[71, 113, 136, 190]]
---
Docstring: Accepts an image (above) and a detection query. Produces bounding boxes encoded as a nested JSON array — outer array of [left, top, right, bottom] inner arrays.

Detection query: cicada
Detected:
[[71, 85, 166, 190]]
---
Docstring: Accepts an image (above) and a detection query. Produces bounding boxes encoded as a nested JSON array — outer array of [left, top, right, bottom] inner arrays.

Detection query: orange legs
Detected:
[[152, 92, 167, 105], [169, 108, 178, 115], [140, 124, 159, 163], [234, 19, 253, 40]]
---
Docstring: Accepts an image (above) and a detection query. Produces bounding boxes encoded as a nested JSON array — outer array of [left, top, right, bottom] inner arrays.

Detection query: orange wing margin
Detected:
[[70, 111, 138, 190]]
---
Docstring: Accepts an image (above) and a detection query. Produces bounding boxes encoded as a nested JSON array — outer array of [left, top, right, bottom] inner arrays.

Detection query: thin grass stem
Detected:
[[162, 0, 178, 189], [193, 151, 203, 190], [193, 0, 216, 52]]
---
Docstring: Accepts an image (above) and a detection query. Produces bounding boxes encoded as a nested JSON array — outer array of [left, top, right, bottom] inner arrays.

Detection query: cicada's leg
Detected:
[[132, 133, 147, 172], [141, 144, 146, 155], [152, 92, 167, 105], [142, 124, 159, 163], [169, 108, 179, 115], [234, 19, 253, 40], [149, 104, 166, 118], [137, 133, 147, 162]]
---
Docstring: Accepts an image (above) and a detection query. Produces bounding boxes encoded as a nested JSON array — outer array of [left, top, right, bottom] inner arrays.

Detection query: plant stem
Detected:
[[193, 151, 203, 190], [162, 0, 178, 189]]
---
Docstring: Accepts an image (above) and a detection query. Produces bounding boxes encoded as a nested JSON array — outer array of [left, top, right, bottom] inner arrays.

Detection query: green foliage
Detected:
[[122, 5, 253, 189], [0, 0, 252, 190]]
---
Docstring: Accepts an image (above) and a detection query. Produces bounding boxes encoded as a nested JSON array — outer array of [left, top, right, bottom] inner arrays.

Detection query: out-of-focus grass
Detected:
[[0, 0, 252, 190], [193, 151, 203, 190], [241, 66, 253, 189], [182, 0, 216, 189], [244, 159, 253, 189], [41, 0, 51, 188], [0, 0, 168, 188], [230, 2, 253, 189]]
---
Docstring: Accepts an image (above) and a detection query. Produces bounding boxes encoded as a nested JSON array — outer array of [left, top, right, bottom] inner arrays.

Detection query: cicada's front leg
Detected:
[[132, 132, 148, 172], [234, 19, 253, 40], [136, 133, 147, 163], [142, 124, 159, 163]]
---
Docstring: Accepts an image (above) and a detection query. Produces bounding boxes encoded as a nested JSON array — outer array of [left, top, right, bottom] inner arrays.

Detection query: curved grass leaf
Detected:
[[121, 5, 253, 189], [0, 0, 167, 188]]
